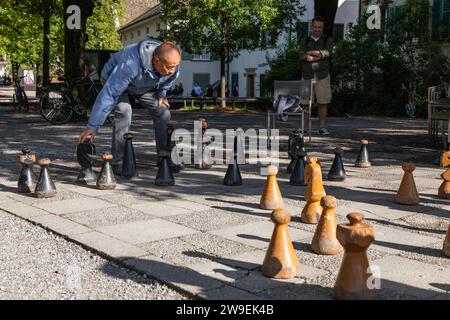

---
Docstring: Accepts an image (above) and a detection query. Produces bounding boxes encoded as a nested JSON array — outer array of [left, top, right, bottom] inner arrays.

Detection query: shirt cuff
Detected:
[[86, 123, 100, 132]]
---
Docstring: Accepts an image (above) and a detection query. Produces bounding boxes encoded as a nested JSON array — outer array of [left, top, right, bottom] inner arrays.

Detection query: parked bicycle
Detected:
[[13, 76, 29, 112], [39, 70, 104, 125]]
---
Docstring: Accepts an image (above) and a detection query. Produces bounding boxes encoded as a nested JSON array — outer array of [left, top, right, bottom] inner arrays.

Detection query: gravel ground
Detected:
[[0, 210, 188, 300]]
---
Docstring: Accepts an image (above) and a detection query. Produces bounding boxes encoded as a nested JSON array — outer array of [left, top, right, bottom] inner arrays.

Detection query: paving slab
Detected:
[[199, 285, 262, 300], [186, 260, 249, 284], [34, 197, 118, 215], [0, 200, 50, 218], [29, 214, 92, 236], [130, 201, 192, 217]]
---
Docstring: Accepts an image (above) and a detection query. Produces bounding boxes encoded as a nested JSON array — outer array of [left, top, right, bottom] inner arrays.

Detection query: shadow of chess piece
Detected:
[[155, 150, 174, 186], [355, 139, 371, 168], [166, 122, 183, 173], [311, 196, 342, 255], [334, 212, 378, 300], [443, 224, 450, 257], [438, 151, 450, 199], [260, 165, 284, 210], [287, 130, 304, 174], [301, 157, 326, 224], [328, 147, 346, 181], [262, 208, 299, 279], [96, 153, 116, 190], [18, 149, 37, 193], [289, 148, 307, 186], [394, 162, 420, 205], [76, 138, 97, 185], [35, 158, 57, 198], [195, 118, 212, 169], [122, 133, 138, 179]]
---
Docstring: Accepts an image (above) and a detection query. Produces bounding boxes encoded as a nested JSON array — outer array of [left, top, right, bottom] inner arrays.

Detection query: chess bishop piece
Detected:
[[76, 138, 97, 185], [438, 150, 450, 199], [328, 147, 346, 181], [96, 153, 116, 190], [155, 150, 175, 186], [262, 209, 299, 279], [122, 133, 138, 179], [301, 157, 326, 224], [334, 212, 378, 300], [394, 162, 420, 205], [35, 158, 57, 198], [355, 139, 371, 168], [260, 165, 284, 210], [18, 149, 37, 193], [289, 148, 307, 186], [311, 196, 342, 255]]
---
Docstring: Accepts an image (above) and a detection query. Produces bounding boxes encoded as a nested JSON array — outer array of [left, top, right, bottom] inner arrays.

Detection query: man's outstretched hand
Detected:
[[79, 128, 97, 144], [158, 97, 170, 109]]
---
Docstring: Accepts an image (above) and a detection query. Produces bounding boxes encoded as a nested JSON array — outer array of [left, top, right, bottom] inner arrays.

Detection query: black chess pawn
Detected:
[[76, 138, 97, 185], [328, 147, 346, 181], [355, 139, 371, 168], [35, 158, 57, 198], [195, 118, 212, 169], [287, 130, 304, 174], [155, 150, 174, 186], [122, 133, 138, 179], [96, 153, 116, 190], [166, 122, 183, 173], [289, 148, 307, 186], [17, 149, 37, 193], [224, 131, 243, 186]]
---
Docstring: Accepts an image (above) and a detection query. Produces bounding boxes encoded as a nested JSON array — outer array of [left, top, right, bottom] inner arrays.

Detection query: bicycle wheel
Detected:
[[39, 90, 74, 125]]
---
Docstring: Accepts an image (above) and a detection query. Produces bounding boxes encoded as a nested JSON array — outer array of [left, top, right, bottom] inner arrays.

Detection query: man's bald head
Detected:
[[152, 41, 181, 76]]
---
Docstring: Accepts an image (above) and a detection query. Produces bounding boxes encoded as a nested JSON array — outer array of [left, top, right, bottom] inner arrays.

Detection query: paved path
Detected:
[[0, 107, 449, 299]]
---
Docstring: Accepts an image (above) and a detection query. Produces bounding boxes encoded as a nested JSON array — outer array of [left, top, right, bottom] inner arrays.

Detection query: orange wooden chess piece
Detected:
[[301, 157, 326, 224], [443, 224, 450, 257], [262, 208, 299, 279], [260, 165, 284, 210], [311, 196, 342, 255], [394, 162, 420, 205], [334, 212, 378, 300], [438, 151, 450, 199]]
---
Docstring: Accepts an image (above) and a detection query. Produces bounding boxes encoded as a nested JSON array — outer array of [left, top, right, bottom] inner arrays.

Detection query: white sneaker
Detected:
[[319, 128, 330, 136]]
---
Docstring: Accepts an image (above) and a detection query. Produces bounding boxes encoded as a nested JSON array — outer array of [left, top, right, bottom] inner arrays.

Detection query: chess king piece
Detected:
[[287, 130, 304, 174], [334, 212, 378, 300], [328, 147, 346, 181], [394, 162, 420, 205], [76, 138, 97, 185], [35, 158, 57, 198], [195, 117, 212, 169], [355, 139, 371, 168], [260, 165, 284, 210], [18, 149, 37, 193], [262, 208, 299, 279], [96, 153, 116, 190], [122, 133, 138, 179], [438, 150, 450, 199], [155, 150, 175, 186], [311, 196, 342, 255], [289, 148, 307, 186], [166, 122, 183, 173], [224, 130, 243, 186], [443, 224, 450, 257], [301, 157, 326, 224]]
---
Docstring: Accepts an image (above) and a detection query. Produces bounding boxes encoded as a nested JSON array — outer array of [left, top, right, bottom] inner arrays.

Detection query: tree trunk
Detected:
[[220, 51, 226, 109], [314, 0, 339, 37], [42, 0, 50, 87]]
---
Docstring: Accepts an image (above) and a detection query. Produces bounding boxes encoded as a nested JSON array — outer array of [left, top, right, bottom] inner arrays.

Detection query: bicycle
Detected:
[[39, 71, 102, 125], [13, 76, 29, 112]]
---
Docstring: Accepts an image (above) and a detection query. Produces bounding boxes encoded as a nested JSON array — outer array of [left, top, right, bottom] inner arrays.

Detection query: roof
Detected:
[[119, 3, 161, 33]]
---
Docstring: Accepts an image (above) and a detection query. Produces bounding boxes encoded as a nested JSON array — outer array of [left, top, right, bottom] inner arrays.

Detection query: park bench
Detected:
[[428, 83, 450, 149]]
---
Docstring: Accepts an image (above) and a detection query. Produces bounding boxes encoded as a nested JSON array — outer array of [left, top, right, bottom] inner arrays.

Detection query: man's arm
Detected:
[[87, 60, 138, 132], [299, 38, 310, 61], [319, 37, 334, 59]]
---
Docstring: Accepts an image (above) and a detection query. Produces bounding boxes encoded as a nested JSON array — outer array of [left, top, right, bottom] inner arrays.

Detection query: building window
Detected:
[[192, 49, 211, 61], [261, 30, 277, 49], [156, 23, 161, 32], [137, 29, 141, 36], [332, 23, 345, 42]]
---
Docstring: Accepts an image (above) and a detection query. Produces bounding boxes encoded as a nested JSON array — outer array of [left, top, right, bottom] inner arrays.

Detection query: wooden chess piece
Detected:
[[155, 150, 175, 186], [122, 133, 138, 179], [328, 147, 346, 181], [301, 157, 326, 224], [96, 153, 116, 190], [18, 149, 37, 193], [438, 150, 450, 199], [260, 165, 284, 210], [195, 118, 212, 169], [394, 162, 420, 205], [35, 158, 57, 198], [262, 209, 299, 279], [224, 133, 243, 186], [355, 139, 371, 168], [311, 196, 342, 255]]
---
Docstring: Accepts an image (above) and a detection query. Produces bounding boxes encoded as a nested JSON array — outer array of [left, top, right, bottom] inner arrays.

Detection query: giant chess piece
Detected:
[[260, 165, 284, 210], [289, 148, 307, 186], [301, 157, 326, 224], [334, 212, 378, 300], [166, 122, 183, 173], [443, 224, 450, 257], [35, 158, 57, 198], [394, 162, 420, 205], [287, 130, 304, 174], [328, 147, 346, 181], [155, 150, 175, 186], [224, 130, 243, 186], [355, 139, 371, 168], [76, 138, 97, 185], [311, 196, 342, 255], [262, 208, 299, 279], [195, 117, 212, 169], [122, 133, 138, 179], [438, 150, 450, 199], [18, 149, 37, 193], [96, 153, 116, 190]]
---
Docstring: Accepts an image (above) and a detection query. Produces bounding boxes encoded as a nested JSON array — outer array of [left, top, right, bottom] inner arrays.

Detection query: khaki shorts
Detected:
[[303, 75, 332, 105]]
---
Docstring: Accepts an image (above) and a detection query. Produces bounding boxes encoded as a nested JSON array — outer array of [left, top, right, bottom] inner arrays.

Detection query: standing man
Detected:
[[78, 38, 181, 173], [300, 16, 333, 136]]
